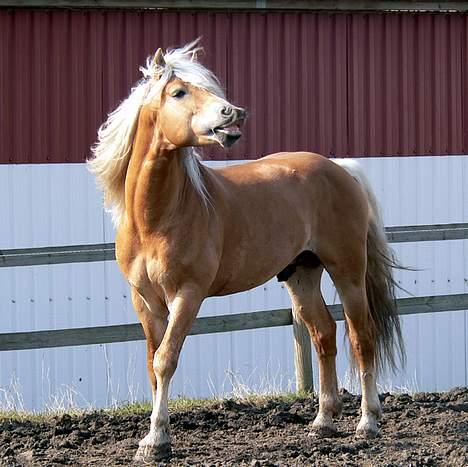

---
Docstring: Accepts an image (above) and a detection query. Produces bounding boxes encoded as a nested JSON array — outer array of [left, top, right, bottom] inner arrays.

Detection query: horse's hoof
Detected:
[[310, 413, 338, 438], [356, 419, 379, 439], [310, 424, 338, 438], [134, 442, 172, 463], [310, 417, 338, 438], [356, 427, 379, 439]]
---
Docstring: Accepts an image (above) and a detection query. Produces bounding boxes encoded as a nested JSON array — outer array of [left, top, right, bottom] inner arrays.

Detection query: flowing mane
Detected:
[[87, 40, 223, 226]]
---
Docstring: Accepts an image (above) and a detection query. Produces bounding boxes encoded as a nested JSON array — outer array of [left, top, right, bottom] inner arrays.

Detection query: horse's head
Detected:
[[145, 42, 246, 149], [90, 40, 245, 225]]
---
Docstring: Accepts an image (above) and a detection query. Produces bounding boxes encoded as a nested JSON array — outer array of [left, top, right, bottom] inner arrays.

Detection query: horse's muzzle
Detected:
[[213, 107, 247, 147]]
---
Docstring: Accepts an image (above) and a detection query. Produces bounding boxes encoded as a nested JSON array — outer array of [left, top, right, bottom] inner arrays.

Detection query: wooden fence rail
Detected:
[[0, 223, 467, 268], [0, 292, 467, 389], [0, 293, 467, 349], [0, 222, 467, 392]]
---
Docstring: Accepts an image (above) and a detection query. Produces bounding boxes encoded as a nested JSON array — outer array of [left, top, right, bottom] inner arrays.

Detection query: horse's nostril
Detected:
[[221, 106, 233, 116]]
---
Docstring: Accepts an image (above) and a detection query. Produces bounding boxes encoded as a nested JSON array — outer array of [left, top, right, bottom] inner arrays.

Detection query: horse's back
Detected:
[[214, 151, 361, 204], [216, 151, 329, 180]]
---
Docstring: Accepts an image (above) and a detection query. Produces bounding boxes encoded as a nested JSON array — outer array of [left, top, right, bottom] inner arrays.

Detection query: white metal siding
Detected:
[[0, 156, 466, 411]]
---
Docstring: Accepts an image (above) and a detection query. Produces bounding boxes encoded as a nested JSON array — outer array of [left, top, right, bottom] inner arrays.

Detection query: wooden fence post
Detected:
[[292, 308, 313, 393]]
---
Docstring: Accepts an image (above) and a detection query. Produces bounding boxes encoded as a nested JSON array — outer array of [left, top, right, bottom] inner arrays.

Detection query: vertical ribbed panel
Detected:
[[0, 156, 466, 410], [348, 13, 464, 157], [0, 10, 103, 163], [2, 10, 468, 162], [226, 13, 348, 159]]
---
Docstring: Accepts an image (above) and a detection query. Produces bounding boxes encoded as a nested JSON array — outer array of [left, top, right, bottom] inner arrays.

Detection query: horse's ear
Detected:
[[153, 48, 166, 79], [154, 48, 166, 67]]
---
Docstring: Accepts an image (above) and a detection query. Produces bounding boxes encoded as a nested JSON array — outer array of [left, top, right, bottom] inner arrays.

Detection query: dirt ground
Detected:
[[0, 388, 467, 466]]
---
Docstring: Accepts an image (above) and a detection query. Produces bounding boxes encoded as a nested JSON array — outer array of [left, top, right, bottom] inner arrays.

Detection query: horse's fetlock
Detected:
[[333, 398, 343, 417], [320, 394, 342, 416], [150, 413, 169, 428], [155, 417, 169, 429], [361, 400, 382, 419]]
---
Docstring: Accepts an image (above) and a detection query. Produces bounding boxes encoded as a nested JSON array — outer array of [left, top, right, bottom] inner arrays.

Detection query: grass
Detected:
[[0, 391, 314, 423], [0, 370, 421, 423], [0, 365, 419, 423], [0, 364, 306, 421], [0, 379, 428, 423]]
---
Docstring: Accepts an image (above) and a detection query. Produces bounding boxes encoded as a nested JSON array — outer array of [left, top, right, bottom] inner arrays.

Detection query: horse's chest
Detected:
[[127, 251, 184, 303], [116, 236, 177, 302]]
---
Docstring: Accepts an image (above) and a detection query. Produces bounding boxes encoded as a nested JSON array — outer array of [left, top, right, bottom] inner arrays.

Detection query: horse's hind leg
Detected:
[[285, 265, 342, 436], [329, 268, 382, 438]]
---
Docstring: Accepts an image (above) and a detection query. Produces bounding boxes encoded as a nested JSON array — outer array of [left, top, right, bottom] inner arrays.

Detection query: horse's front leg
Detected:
[[135, 287, 203, 462], [130, 288, 169, 460]]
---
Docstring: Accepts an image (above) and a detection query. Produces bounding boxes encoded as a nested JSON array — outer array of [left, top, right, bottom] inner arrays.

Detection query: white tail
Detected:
[[332, 158, 406, 372]]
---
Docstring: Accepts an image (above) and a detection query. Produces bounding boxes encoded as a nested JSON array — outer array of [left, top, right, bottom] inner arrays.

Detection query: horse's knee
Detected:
[[153, 348, 178, 379]]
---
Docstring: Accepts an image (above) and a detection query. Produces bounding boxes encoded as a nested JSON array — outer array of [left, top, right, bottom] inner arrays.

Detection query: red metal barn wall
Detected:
[[0, 9, 466, 410], [3, 10, 468, 163]]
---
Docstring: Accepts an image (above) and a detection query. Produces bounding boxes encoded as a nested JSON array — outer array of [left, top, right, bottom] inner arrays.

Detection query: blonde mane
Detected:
[[87, 40, 223, 226]]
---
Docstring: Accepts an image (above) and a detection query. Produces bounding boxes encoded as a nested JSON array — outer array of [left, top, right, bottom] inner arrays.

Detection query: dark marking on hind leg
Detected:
[[277, 264, 297, 282], [277, 251, 322, 282]]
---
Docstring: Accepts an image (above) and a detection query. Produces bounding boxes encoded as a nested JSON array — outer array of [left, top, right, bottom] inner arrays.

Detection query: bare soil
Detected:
[[1, 388, 467, 466]]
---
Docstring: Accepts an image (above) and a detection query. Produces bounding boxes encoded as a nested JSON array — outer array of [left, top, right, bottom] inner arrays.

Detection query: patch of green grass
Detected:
[[109, 391, 313, 417], [0, 410, 55, 423], [105, 400, 152, 416], [107, 397, 223, 417], [0, 405, 94, 423], [0, 391, 313, 422]]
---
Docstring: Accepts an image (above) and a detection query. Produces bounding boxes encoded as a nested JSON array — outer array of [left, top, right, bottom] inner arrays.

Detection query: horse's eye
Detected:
[[172, 89, 187, 99]]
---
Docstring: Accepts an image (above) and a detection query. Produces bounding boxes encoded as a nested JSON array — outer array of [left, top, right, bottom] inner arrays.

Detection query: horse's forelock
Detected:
[[141, 41, 225, 101]]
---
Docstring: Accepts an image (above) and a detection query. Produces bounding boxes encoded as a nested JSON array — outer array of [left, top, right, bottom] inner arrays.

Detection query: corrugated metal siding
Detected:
[[348, 13, 464, 156], [226, 13, 349, 158], [0, 156, 466, 411], [2, 10, 468, 163]]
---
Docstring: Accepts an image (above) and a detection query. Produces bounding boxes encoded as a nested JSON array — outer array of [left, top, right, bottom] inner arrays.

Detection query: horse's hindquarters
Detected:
[[209, 153, 369, 296]]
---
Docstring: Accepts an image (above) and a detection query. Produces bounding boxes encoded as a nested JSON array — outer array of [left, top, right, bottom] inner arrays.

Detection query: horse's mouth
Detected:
[[213, 120, 244, 147]]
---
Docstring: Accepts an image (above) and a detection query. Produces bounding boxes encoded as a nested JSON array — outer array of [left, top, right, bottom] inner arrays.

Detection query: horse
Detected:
[[88, 40, 405, 462]]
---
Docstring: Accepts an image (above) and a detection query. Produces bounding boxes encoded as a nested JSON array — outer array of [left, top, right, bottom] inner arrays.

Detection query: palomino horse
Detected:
[[88, 41, 405, 461]]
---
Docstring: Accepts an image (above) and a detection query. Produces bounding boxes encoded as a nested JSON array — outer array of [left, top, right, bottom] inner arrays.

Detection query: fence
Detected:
[[0, 222, 467, 392]]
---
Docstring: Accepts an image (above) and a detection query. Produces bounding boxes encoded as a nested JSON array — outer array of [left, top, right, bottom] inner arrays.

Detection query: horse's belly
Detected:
[[210, 272, 277, 296], [209, 236, 310, 296]]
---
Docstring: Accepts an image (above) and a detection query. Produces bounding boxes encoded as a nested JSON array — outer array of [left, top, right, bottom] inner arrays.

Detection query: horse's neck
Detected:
[[124, 112, 194, 232]]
